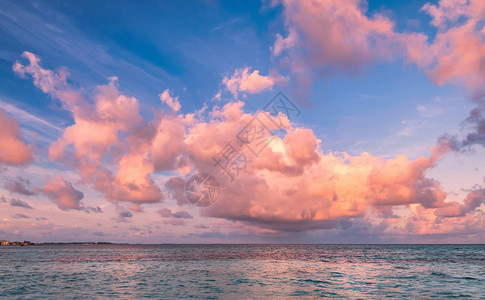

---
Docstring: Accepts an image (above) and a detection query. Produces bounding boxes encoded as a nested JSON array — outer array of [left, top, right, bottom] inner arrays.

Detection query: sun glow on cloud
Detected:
[[1, 0, 485, 243]]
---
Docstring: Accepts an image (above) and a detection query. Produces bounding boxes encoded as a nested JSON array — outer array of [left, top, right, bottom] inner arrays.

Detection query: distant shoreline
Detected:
[[1, 242, 485, 246]]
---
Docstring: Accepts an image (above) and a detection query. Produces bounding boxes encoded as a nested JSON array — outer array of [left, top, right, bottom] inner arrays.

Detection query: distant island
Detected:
[[1, 240, 37, 246], [0, 240, 118, 246]]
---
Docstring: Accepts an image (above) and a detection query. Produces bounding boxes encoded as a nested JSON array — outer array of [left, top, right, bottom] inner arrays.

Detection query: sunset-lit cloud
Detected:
[[0, 109, 33, 165], [159, 89, 181, 112], [1, 0, 485, 243], [38, 176, 84, 211], [221, 67, 285, 99], [6, 49, 485, 239]]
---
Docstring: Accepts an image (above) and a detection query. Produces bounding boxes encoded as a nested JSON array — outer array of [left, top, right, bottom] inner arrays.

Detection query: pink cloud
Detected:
[[273, 0, 398, 78], [222, 67, 285, 98], [38, 176, 84, 211], [0, 109, 33, 165], [416, 0, 485, 87], [13, 52, 485, 236], [435, 188, 485, 217], [159, 89, 181, 112], [13, 51, 69, 96], [14, 53, 162, 204], [272, 0, 485, 93], [158, 208, 193, 219]]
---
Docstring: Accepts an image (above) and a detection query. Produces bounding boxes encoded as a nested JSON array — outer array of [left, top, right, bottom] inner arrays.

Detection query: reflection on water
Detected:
[[1, 244, 484, 298]]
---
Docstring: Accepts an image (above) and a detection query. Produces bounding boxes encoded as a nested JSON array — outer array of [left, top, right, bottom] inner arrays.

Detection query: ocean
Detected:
[[0, 244, 484, 299]]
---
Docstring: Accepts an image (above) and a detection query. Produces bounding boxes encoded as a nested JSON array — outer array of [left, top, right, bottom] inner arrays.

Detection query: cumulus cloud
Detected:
[[38, 176, 84, 211], [271, 0, 485, 95], [271, 0, 407, 90], [14, 52, 162, 204], [4, 176, 35, 196], [435, 188, 485, 218], [222, 67, 285, 98], [164, 176, 187, 205], [268, 1, 485, 229], [415, 0, 485, 87], [408, 0, 485, 151], [14, 52, 485, 235], [159, 89, 181, 112], [0, 109, 33, 165], [201, 133, 454, 231], [273, 0, 485, 90]]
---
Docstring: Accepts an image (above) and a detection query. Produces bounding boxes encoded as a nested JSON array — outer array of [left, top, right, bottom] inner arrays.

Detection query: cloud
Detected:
[[12, 213, 30, 219], [158, 208, 193, 226], [4, 176, 35, 196], [405, 1, 485, 151], [38, 176, 84, 211], [129, 204, 143, 213], [9, 198, 33, 209], [115, 210, 133, 223], [150, 115, 185, 172], [194, 224, 209, 229], [13, 51, 70, 97], [172, 211, 193, 219], [119, 211, 133, 218], [158, 208, 193, 219], [13, 52, 485, 236], [272, 0, 407, 90], [164, 218, 187, 226], [271, 0, 485, 96], [164, 176, 187, 205], [201, 135, 454, 231], [411, 0, 485, 87], [273, 28, 298, 57], [272, 0, 485, 91], [158, 208, 173, 218], [435, 188, 485, 218], [222, 67, 285, 98], [159, 89, 181, 112], [85, 206, 103, 214], [0, 98, 63, 137], [14, 52, 163, 204], [0, 109, 33, 165], [268, 1, 485, 230]]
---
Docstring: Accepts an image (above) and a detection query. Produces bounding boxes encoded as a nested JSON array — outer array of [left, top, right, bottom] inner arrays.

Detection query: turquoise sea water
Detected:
[[0, 244, 484, 299]]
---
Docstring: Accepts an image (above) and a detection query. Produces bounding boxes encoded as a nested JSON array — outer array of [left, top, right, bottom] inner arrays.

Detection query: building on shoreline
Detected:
[[0, 240, 34, 246]]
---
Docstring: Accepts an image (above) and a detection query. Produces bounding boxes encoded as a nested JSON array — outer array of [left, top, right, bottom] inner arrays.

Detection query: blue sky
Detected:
[[1, 0, 485, 243], [0, 0, 467, 153]]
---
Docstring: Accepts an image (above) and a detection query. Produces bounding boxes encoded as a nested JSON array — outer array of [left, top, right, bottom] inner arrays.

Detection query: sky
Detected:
[[1, 0, 485, 243]]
